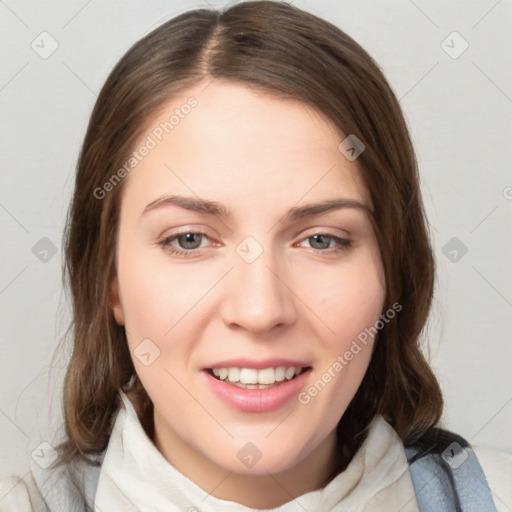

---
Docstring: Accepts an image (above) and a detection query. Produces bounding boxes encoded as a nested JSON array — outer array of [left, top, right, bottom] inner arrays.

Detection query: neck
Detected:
[[152, 422, 344, 509]]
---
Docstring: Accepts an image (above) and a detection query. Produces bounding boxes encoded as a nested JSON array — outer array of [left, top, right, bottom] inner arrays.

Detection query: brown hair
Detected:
[[53, 0, 442, 492]]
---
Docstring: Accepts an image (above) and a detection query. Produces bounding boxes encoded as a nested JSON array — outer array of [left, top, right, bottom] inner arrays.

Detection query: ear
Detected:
[[109, 276, 125, 325]]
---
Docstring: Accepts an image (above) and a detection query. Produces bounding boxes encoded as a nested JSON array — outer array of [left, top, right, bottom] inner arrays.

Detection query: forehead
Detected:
[[121, 79, 370, 212]]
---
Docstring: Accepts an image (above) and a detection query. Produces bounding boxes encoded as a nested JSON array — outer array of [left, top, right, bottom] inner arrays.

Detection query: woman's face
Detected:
[[110, 80, 386, 478]]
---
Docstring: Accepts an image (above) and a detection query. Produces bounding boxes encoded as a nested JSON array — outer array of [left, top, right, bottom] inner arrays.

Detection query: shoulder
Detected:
[[472, 444, 512, 512], [0, 473, 47, 512]]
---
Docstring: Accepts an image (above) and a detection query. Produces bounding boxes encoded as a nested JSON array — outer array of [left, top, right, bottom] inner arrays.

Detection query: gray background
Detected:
[[1, 0, 511, 481]]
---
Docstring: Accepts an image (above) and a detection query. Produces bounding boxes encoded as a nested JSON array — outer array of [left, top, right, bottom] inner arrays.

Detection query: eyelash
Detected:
[[157, 231, 353, 258]]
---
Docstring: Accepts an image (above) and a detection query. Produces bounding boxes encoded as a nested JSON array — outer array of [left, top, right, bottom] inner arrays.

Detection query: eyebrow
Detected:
[[142, 194, 370, 221]]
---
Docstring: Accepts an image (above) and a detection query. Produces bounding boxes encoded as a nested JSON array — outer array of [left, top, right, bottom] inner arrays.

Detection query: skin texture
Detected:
[[109, 79, 386, 508]]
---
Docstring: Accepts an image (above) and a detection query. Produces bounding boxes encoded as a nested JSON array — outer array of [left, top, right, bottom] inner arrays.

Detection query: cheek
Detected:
[[116, 253, 203, 394], [306, 257, 386, 345], [116, 243, 209, 343], [298, 261, 385, 430]]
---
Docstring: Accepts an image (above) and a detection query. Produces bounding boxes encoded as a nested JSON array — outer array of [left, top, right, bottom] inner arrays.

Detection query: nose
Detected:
[[219, 245, 297, 335]]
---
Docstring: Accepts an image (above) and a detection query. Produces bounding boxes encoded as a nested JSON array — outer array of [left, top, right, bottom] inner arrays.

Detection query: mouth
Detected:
[[205, 365, 312, 390]]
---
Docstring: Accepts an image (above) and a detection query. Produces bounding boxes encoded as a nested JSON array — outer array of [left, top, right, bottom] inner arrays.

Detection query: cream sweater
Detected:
[[1, 391, 511, 511]]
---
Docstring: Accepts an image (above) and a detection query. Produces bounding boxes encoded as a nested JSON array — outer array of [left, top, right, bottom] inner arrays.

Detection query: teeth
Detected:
[[285, 367, 296, 380], [240, 368, 258, 384], [210, 366, 304, 384], [231, 382, 277, 390], [275, 366, 286, 382], [228, 367, 240, 382], [257, 368, 276, 384]]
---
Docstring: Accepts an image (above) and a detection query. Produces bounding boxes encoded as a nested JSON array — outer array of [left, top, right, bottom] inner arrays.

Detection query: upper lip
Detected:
[[203, 358, 312, 370]]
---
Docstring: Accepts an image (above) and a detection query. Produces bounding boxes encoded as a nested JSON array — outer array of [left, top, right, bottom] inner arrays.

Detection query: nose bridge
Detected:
[[221, 236, 296, 332]]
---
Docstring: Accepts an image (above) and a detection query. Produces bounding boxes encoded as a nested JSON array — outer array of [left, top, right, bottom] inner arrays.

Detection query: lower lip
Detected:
[[202, 369, 311, 413]]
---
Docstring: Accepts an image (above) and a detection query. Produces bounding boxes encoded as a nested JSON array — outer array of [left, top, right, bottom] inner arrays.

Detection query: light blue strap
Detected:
[[405, 445, 497, 512]]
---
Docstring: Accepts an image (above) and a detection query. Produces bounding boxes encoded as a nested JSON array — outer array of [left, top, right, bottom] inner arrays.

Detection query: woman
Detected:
[[1, 1, 510, 510]]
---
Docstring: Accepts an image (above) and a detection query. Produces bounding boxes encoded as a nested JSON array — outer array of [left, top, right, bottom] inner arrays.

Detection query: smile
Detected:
[[203, 366, 312, 412], [208, 366, 306, 388]]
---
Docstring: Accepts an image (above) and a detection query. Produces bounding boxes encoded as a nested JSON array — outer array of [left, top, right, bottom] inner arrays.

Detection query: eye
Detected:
[[157, 231, 352, 258], [158, 231, 211, 257], [297, 233, 352, 254]]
